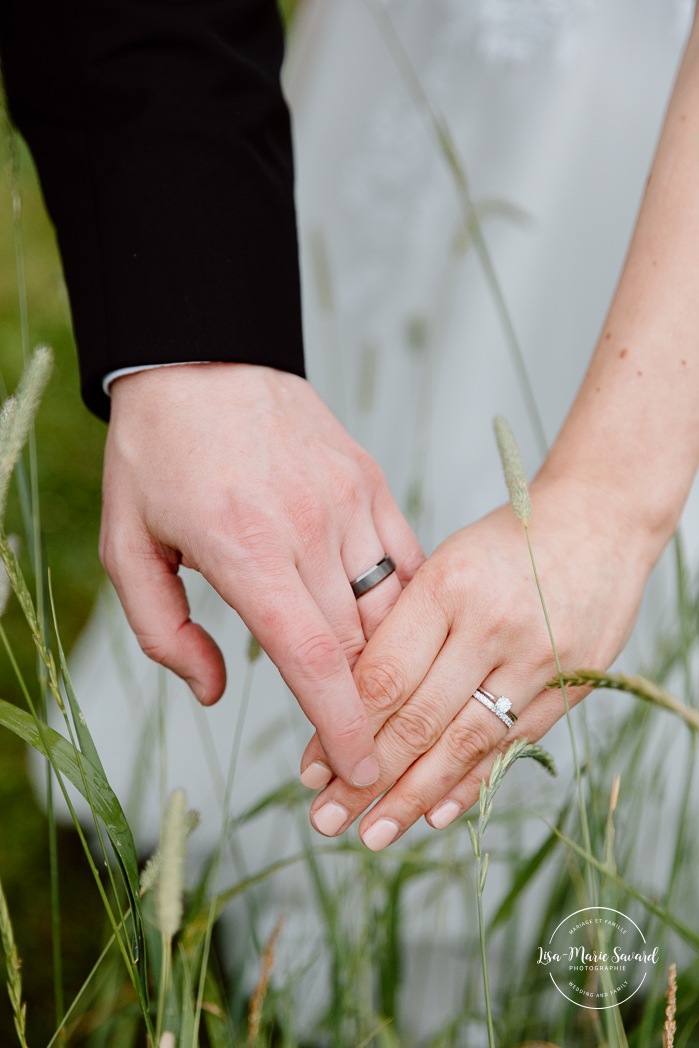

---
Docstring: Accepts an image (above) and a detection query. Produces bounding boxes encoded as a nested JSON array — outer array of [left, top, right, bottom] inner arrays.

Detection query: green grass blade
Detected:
[[46, 576, 148, 1000], [545, 819, 699, 950], [0, 698, 145, 962], [486, 813, 567, 933], [549, 669, 699, 732], [48, 572, 106, 777], [230, 780, 309, 826]]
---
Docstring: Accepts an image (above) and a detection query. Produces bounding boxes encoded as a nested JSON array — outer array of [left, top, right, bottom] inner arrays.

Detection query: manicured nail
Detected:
[[361, 818, 400, 852], [429, 800, 462, 830], [312, 802, 349, 837], [300, 761, 332, 790], [187, 678, 207, 704], [350, 754, 380, 788]]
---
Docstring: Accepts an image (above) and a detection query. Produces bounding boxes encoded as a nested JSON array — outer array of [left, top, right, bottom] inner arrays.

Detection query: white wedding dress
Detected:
[[45, 0, 698, 1041]]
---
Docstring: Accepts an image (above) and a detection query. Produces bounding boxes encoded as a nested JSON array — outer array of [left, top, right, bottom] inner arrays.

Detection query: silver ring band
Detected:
[[472, 688, 518, 729], [351, 556, 397, 598]]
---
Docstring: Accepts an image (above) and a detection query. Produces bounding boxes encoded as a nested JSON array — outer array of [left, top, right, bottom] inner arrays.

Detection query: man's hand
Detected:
[[100, 363, 424, 788]]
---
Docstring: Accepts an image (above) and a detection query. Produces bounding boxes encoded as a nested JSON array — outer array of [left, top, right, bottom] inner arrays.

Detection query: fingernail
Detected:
[[187, 678, 207, 704], [361, 818, 400, 852], [312, 802, 349, 837], [350, 754, 380, 788], [300, 761, 332, 790], [429, 800, 462, 830]]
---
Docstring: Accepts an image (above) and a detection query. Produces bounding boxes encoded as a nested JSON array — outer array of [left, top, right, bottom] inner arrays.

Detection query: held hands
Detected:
[[100, 363, 424, 788], [301, 473, 656, 849], [100, 361, 678, 841]]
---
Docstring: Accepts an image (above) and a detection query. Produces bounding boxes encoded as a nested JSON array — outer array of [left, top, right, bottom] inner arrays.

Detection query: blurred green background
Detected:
[[0, 133, 108, 1043]]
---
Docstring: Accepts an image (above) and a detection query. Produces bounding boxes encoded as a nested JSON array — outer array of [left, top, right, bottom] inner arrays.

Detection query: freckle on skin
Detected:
[[595, 386, 601, 393], [637, 370, 643, 377], [604, 331, 612, 341], [652, 259, 657, 267], [619, 348, 628, 358], [682, 359, 687, 366]]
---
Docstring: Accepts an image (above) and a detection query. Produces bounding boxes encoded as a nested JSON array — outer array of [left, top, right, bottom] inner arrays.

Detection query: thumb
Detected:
[[101, 532, 226, 704]]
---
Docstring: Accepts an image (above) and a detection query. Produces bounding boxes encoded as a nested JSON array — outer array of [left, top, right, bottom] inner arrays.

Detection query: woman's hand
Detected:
[[302, 9, 699, 844], [301, 472, 655, 848]]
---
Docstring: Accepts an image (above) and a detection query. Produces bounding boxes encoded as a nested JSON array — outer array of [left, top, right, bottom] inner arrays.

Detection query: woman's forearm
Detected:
[[539, 13, 699, 560]]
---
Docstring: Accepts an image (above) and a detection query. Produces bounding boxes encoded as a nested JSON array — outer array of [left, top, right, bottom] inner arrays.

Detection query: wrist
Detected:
[[103, 361, 212, 396], [534, 442, 689, 574], [109, 361, 304, 411]]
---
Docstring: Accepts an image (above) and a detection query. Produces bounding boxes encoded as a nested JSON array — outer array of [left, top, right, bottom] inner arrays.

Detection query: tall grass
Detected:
[[1, 326, 697, 1047]]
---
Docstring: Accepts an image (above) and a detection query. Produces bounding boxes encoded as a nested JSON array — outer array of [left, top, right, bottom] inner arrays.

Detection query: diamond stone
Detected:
[[494, 696, 512, 715]]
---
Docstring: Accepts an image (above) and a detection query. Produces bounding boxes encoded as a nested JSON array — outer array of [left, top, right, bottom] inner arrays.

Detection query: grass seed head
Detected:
[[0, 346, 53, 522], [0, 870, 29, 1048], [494, 415, 531, 525], [663, 962, 677, 1048], [0, 536, 19, 617], [248, 918, 284, 1045], [155, 789, 189, 941]]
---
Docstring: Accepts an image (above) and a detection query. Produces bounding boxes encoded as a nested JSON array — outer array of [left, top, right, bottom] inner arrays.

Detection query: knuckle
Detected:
[[356, 451, 385, 493], [289, 630, 345, 682], [400, 545, 427, 580], [332, 462, 364, 515], [335, 630, 365, 669], [423, 555, 502, 634], [385, 704, 440, 754], [409, 564, 455, 627], [356, 657, 406, 715], [137, 632, 170, 666], [98, 520, 126, 577], [443, 719, 494, 769], [389, 781, 431, 815], [98, 536, 115, 576], [98, 528, 140, 580], [547, 625, 575, 667], [215, 499, 276, 560], [424, 553, 461, 594], [291, 488, 325, 530], [289, 489, 329, 552], [329, 708, 370, 745], [517, 624, 568, 677]]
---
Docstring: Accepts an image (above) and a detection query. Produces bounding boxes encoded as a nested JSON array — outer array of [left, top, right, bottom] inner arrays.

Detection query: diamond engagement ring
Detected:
[[472, 688, 518, 729], [350, 556, 397, 598]]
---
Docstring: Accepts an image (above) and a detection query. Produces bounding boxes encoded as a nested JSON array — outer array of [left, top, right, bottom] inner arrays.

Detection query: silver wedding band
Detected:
[[472, 687, 518, 730], [351, 555, 396, 598]]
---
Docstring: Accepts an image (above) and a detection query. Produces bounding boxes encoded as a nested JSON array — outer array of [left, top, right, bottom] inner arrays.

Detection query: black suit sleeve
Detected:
[[0, 0, 305, 420]]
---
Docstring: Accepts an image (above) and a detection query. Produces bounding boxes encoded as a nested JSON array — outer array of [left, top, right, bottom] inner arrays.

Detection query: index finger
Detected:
[[300, 565, 451, 782], [209, 562, 381, 789]]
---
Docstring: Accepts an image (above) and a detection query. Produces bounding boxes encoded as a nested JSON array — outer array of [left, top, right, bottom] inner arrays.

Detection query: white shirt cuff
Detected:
[[102, 361, 211, 395]]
